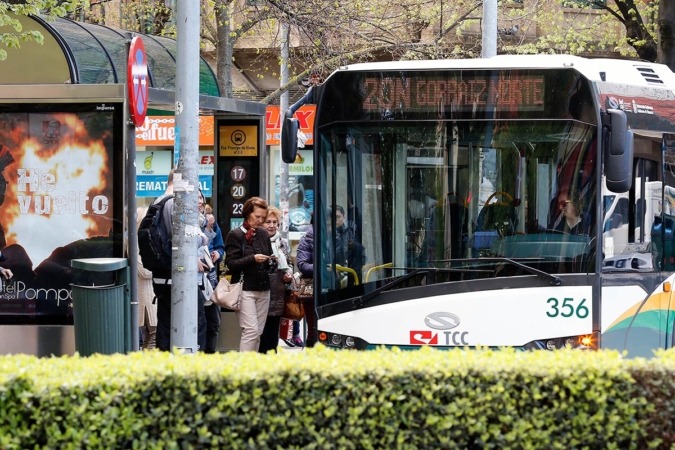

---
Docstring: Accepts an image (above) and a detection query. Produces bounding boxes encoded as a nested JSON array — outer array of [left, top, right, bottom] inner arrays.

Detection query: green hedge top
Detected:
[[1, 347, 674, 449]]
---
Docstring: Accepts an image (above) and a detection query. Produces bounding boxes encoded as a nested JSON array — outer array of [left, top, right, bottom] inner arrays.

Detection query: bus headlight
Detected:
[[318, 330, 368, 350], [524, 334, 596, 351]]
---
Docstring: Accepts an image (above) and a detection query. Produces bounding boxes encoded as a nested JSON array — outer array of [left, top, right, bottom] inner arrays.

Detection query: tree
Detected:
[[498, 1, 663, 66], [201, 0, 275, 98], [659, 0, 675, 68], [253, 0, 485, 102], [24, 0, 673, 102], [0, 0, 85, 60]]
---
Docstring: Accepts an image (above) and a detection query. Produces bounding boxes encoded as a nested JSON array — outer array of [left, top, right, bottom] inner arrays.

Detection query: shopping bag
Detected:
[[283, 289, 305, 321], [280, 318, 293, 341]]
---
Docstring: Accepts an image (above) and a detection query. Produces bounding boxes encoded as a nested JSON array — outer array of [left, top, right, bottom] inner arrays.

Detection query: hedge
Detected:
[[1, 346, 674, 449]]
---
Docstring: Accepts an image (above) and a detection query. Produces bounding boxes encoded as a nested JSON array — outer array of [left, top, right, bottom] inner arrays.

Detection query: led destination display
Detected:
[[361, 73, 546, 113]]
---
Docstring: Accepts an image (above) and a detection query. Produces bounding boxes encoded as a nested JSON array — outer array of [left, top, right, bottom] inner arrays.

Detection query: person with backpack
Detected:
[[139, 170, 207, 351]]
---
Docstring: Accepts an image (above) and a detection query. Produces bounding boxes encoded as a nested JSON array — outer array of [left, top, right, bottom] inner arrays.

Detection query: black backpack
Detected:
[[138, 195, 173, 277]]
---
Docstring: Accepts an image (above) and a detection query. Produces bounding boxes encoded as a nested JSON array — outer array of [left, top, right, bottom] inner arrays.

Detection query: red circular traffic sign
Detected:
[[127, 36, 148, 127]]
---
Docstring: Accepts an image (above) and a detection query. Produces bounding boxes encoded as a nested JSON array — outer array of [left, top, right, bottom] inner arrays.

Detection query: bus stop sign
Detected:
[[127, 36, 148, 127]]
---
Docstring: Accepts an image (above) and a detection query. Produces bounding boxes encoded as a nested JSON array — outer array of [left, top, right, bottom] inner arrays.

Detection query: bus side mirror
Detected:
[[281, 116, 299, 164], [605, 109, 634, 193]]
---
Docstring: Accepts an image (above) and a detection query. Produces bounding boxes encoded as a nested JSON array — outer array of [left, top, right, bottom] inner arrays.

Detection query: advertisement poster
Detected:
[[135, 150, 214, 198], [0, 106, 122, 322]]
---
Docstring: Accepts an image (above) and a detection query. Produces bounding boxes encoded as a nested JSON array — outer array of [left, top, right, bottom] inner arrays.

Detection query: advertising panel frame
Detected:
[[0, 84, 126, 356]]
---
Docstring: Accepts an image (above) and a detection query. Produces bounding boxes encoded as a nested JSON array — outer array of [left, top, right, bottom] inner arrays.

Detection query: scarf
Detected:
[[242, 221, 255, 244], [270, 232, 289, 270]]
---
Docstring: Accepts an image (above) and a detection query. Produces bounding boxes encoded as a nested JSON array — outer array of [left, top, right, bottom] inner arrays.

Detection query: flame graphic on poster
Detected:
[[0, 113, 111, 265]]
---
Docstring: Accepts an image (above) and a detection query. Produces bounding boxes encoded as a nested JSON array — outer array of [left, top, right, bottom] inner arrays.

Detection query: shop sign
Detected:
[[266, 105, 315, 146], [136, 174, 212, 198], [136, 116, 214, 146], [288, 150, 313, 175], [136, 150, 214, 176]]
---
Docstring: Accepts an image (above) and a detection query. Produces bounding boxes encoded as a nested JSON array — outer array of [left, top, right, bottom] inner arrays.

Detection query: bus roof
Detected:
[[334, 55, 675, 89]]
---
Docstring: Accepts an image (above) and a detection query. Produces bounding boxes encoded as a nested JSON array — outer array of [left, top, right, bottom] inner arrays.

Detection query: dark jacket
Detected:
[[335, 224, 365, 279], [224, 228, 274, 291], [208, 222, 226, 263], [296, 227, 314, 278]]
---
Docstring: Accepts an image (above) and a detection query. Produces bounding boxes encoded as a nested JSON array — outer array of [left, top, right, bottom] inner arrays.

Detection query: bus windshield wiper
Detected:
[[446, 257, 562, 286], [352, 269, 428, 309]]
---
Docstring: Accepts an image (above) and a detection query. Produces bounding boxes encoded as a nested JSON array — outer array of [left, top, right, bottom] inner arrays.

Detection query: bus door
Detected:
[[601, 134, 672, 355], [406, 166, 441, 266]]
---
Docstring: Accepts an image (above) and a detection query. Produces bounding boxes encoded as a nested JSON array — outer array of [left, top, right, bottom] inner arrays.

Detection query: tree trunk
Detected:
[[659, 0, 675, 70], [215, 0, 233, 98], [613, 0, 657, 62]]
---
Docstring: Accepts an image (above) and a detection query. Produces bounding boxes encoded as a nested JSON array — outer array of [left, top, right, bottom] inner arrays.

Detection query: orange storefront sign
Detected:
[[135, 105, 315, 147], [136, 116, 214, 146], [265, 105, 315, 146]]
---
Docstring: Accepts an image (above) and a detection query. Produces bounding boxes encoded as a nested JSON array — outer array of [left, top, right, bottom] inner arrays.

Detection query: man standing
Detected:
[[198, 190, 225, 353], [150, 170, 207, 351]]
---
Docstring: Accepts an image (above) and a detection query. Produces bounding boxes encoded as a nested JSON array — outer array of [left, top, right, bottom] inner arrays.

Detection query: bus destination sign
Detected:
[[361, 74, 545, 114]]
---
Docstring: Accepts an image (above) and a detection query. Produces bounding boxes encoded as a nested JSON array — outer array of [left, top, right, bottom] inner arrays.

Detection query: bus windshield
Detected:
[[315, 119, 597, 303]]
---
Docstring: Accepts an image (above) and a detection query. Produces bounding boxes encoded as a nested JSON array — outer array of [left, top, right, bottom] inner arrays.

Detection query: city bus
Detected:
[[281, 55, 675, 357]]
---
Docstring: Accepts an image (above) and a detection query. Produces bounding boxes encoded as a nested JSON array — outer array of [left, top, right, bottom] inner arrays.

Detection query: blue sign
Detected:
[[136, 175, 212, 198]]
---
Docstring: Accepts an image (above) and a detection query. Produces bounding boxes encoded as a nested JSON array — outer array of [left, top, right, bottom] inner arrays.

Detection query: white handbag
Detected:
[[210, 275, 243, 311]]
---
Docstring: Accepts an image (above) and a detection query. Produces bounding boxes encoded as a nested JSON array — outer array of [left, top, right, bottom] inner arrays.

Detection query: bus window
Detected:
[[317, 119, 598, 305], [602, 154, 660, 269]]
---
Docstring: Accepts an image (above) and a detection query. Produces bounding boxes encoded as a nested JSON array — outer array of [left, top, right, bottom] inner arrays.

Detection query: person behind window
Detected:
[[333, 204, 365, 286], [557, 194, 585, 235]]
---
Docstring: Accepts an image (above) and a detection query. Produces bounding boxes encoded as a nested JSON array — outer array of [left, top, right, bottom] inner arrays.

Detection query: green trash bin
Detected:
[[71, 258, 130, 356]]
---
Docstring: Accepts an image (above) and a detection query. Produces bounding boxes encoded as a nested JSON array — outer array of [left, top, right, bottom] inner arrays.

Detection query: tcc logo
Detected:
[[410, 312, 468, 346], [410, 330, 438, 345], [424, 312, 460, 330]]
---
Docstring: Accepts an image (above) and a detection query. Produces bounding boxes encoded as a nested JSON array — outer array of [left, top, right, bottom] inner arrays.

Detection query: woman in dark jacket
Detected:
[[295, 218, 316, 347], [258, 207, 293, 354], [225, 197, 276, 352]]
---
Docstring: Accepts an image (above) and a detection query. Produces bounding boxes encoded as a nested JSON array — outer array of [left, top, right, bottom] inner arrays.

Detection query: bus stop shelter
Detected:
[[0, 14, 265, 356]]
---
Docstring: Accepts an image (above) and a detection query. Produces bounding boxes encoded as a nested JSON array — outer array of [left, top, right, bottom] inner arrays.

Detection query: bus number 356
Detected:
[[546, 297, 589, 318]]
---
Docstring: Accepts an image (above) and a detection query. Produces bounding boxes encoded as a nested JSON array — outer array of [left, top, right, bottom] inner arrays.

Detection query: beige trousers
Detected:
[[236, 289, 270, 352]]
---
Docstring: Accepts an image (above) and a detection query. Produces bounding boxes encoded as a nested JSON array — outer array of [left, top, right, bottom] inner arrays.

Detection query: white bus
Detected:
[[282, 55, 675, 357]]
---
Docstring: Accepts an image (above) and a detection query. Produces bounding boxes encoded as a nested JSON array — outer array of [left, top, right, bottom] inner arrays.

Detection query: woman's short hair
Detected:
[[266, 206, 282, 222], [242, 196, 268, 219]]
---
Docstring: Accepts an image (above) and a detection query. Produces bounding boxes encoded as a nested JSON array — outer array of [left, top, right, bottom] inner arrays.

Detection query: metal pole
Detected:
[[172, 0, 200, 353], [125, 33, 139, 352], [279, 23, 290, 239], [482, 0, 497, 58]]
